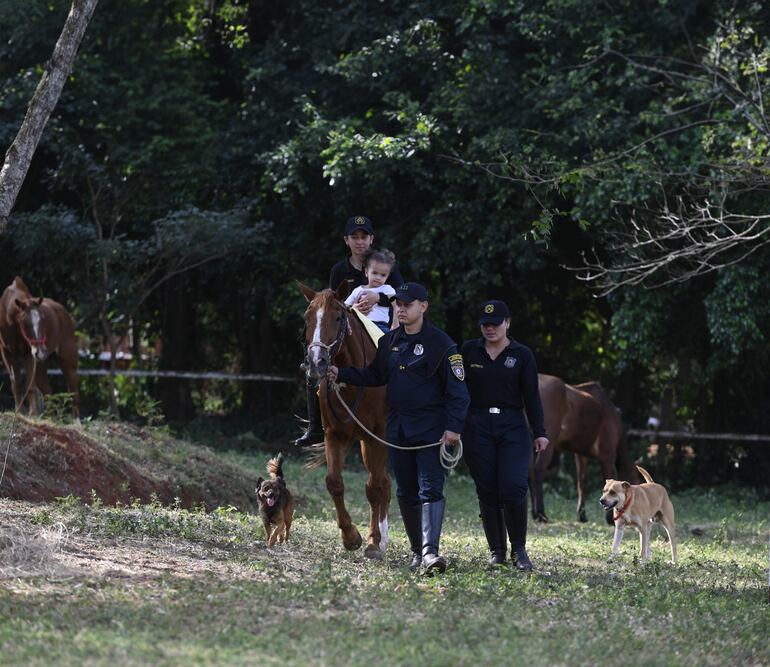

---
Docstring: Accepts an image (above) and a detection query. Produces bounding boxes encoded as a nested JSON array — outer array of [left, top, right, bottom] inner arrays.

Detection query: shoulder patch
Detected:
[[450, 355, 465, 381]]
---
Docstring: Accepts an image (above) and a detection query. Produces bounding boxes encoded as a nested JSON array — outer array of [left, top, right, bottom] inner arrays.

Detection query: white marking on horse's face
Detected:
[[310, 306, 324, 367], [29, 308, 49, 360], [31, 309, 41, 341], [379, 515, 389, 551]]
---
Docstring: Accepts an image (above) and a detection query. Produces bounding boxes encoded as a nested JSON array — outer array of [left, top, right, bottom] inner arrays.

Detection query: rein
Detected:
[[613, 489, 633, 523], [329, 381, 463, 471]]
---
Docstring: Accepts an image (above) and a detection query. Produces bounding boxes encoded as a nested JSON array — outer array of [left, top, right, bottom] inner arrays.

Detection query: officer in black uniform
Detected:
[[295, 215, 404, 447], [461, 300, 549, 570], [327, 283, 470, 574]]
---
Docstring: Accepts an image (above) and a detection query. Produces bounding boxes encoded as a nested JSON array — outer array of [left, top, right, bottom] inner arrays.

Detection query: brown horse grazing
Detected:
[[0, 277, 80, 418], [530, 374, 637, 523], [298, 281, 391, 559]]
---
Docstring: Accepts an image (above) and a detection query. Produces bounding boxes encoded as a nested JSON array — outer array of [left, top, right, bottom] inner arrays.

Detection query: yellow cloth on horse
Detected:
[[351, 307, 385, 346]]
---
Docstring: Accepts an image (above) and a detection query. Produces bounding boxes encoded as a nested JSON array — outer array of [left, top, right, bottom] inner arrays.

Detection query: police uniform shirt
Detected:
[[329, 257, 404, 307], [461, 337, 546, 438], [337, 319, 470, 444]]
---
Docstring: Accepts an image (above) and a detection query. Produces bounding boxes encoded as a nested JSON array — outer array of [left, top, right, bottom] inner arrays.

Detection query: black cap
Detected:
[[478, 300, 510, 325], [391, 282, 429, 303], [344, 215, 374, 236]]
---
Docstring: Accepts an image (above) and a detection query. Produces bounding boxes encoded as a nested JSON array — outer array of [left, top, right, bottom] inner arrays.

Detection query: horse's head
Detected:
[[297, 281, 351, 386], [14, 296, 50, 360]]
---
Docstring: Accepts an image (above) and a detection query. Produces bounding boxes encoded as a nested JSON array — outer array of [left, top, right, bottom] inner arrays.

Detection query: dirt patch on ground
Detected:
[[0, 500, 272, 592], [0, 415, 261, 512]]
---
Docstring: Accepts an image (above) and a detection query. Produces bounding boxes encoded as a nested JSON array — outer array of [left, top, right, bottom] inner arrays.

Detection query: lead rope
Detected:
[[330, 381, 463, 470]]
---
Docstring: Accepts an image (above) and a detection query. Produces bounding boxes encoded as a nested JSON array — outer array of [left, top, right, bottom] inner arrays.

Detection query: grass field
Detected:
[[0, 435, 768, 667]]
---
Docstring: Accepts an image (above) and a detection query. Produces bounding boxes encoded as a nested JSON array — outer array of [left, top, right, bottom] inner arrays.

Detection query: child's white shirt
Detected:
[[344, 284, 395, 324]]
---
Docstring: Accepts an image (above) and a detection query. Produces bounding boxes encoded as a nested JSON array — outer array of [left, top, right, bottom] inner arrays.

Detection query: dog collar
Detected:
[[613, 490, 632, 523]]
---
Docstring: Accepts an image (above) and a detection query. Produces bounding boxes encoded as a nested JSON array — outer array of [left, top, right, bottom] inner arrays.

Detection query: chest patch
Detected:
[[449, 354, 465, 381], [413, 343, 424, 356], [504, 356, 516, 369]]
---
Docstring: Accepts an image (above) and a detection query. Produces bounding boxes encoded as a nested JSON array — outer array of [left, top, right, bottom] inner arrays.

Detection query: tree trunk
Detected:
[[158, 275, 196, 421], [0, 0, 100, 231]]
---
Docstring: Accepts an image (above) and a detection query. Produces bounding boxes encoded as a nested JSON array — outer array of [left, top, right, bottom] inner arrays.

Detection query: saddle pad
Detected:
[[352, 307, 385, 346]]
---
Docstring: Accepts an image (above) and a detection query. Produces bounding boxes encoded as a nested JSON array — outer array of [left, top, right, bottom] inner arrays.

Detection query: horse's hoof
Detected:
[[578, 511, 588, 523], [364, 544, 385, 560], [342, 529, 363, 551], [534, 512, 550, 524]]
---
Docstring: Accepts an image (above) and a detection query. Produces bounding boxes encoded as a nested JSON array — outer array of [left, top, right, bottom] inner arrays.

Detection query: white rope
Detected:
[[330, 382, 463, 470]]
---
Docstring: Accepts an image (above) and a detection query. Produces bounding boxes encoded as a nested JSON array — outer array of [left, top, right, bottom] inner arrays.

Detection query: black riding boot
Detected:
[[421, 499, 447, 575], [294, 383, 324, 447], [479, 501, 507, 566], [503, 500, 533, 571], [397, 499, 423, 572]]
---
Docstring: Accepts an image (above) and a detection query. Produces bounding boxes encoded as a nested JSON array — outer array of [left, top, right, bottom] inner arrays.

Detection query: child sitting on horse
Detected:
[[344, 249, 397, 333]]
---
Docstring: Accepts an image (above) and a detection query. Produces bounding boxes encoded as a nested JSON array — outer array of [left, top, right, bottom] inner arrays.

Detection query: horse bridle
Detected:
[[17, 310, 47, 348], [306, 303, 350, 370], [305, 300, 368, 424]]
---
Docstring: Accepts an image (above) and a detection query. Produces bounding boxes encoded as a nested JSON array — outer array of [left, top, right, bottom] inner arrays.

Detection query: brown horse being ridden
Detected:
[[298, 281, 391, 559], [0, 277, 80, 418], [530, 374, 637, 524]]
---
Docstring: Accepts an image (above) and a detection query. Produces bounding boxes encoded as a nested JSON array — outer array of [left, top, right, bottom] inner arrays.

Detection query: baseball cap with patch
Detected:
[[344, 215, 374, 236], [478, 300, 510, 325], [391, 282, 429, 303]]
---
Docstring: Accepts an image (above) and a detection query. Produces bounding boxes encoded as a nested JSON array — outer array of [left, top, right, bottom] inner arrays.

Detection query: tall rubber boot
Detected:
[[421, 499, 447, 575], [479, 501, 507, 566], [294, 383, 324, 447], [397, 499, 423, 572], [503, 500, 533, 571]]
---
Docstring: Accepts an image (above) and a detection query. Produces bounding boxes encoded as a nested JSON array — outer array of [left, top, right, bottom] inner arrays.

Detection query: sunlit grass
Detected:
[[0, 445, 767, 667]]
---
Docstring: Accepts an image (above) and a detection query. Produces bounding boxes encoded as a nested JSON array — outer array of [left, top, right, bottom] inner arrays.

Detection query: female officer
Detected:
[[327, 283, 470, 574], [461, 300, 549, 570]]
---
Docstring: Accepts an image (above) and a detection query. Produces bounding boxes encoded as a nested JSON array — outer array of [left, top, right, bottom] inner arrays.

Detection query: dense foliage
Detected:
[[1, 0, 768, 486]]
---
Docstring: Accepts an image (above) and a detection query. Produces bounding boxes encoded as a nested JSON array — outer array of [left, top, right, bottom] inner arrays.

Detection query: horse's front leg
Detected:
[[360, 438, 391, 560], [22, 356, 39, 416], [325, 434, 362, 551], [530, 443, 553, 522], [575, 454, 589, 522]]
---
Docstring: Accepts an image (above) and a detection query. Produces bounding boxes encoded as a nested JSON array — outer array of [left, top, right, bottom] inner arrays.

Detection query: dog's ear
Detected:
[[622, 481, 631, 490], [256, 476, 264, 491]]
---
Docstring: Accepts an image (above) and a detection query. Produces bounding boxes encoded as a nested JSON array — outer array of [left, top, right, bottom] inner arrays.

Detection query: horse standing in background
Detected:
[[530, 374, 637, 523], [297, 281, 391, 559], [0, 277, 80, 418]]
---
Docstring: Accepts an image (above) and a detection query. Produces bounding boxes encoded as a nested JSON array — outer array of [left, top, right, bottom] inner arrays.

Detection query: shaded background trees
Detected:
[[1, 0, 768, 488]]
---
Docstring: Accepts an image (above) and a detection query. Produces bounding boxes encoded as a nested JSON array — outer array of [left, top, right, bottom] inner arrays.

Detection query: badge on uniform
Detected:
[[504, 356, 516, 369], [449, 353, 465, 381], [413, 344, 424, 356]]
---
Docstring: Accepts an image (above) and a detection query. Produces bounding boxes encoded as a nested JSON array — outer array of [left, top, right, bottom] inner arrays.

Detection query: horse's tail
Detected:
[[303, 442, 326, 470], [267, 453, 285, 479]]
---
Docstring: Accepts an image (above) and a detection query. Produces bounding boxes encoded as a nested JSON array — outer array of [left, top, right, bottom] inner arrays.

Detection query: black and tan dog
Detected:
[[256, 453, 295, 547], [600, 465, 676, 564]]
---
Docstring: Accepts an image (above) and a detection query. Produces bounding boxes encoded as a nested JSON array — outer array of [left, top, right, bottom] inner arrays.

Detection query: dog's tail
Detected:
[[636, 465, 654, 484], [267, 453, 285, 480]]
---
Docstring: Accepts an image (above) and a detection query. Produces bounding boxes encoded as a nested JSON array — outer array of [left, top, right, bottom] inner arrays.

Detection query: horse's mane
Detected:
[[309, 288, 340, 310]]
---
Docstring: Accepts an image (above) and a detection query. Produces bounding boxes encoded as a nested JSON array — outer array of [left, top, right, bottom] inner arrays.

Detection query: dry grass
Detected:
[[0, 517, 71, 579]]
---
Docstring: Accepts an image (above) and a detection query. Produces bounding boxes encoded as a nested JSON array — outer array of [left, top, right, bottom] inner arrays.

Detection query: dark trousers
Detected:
[[389, 436, 446, 504], [463, 411, 531, 507]]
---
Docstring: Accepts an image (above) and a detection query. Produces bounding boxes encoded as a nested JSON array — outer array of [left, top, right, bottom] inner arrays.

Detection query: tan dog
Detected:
[[256, 454, 295, 547], [600, 466, 676, 564]]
